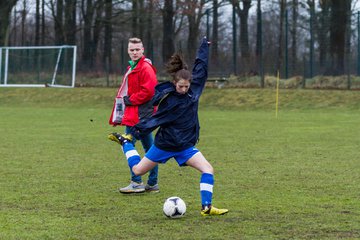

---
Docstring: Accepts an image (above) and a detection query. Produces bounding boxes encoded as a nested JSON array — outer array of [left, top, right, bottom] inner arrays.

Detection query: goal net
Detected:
[[0, 45, 77, 88]]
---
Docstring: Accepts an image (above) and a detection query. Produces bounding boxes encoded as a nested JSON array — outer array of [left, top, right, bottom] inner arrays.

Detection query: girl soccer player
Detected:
[[109, 37, 228, 216]]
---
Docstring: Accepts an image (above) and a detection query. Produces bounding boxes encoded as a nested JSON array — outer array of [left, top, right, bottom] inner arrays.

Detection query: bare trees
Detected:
[[64, 0, 77, 45], [162, 0, 176, 62], [4, 0, 360, 78], [0, 0, 18, 46], [210, 0, 219, 67], [183, 0, 208, 62], [329, 0, 350, 75], [307, 0, 352, 75], [290, 0, 298, 74], [103, 0, 113, 71], [232, 0, 252, 65], [277, 0, 286, 75]]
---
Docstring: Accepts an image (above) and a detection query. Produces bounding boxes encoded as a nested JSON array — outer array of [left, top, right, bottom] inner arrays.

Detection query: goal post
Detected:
[[0, 45, 77, 88]]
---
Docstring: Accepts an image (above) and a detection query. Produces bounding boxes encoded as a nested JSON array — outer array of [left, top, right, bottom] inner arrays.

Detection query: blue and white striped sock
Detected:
[[122, 142, 141, 169], [200, 173, 214, 208]]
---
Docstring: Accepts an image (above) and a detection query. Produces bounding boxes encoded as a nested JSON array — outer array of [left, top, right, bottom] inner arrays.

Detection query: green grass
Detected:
[[0, 88, 359, 239]]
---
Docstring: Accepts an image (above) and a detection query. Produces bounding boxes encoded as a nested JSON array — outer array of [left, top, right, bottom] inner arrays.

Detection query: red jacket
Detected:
[[109, 56, 158, 126]]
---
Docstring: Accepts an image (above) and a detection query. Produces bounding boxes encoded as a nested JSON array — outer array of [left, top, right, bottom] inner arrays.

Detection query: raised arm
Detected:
[[190, 37, 210, 100]]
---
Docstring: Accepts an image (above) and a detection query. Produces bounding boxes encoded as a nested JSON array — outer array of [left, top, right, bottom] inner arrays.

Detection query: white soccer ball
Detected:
[[163, 196, 186, 218]]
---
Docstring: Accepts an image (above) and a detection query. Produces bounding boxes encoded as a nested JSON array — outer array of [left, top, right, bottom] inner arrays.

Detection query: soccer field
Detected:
[[0, 88, 359, 239]]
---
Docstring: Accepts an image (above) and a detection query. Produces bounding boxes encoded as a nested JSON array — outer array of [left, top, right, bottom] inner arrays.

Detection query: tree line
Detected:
[[0, 0, 358, 78]]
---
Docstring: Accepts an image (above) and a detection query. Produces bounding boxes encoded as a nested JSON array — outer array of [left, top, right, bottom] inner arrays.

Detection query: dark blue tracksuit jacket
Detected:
[[132, 38, 209, 152]]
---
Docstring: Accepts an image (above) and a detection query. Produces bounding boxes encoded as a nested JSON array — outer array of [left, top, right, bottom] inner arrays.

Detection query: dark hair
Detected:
[[128, 37, 142, 44], [165, 53, 191, 83]]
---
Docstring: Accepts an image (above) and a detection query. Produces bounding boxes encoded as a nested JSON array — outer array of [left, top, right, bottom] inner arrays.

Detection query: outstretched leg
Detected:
[[109, 132, 158, 193], [109, 132, 145, 193], [122, 141, 158, 176]]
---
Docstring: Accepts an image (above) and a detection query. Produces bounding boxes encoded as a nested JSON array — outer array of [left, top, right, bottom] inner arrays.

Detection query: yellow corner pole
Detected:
[[275, 70, 280, 118]]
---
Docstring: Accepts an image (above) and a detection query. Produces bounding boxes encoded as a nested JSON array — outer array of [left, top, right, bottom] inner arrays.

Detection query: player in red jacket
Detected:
[[109, 37, 159, 194]]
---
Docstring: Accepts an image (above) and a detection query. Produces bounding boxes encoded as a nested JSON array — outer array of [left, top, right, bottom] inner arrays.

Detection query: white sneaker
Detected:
[[145, 183, 160, 193], [119, 181, 145, 194]]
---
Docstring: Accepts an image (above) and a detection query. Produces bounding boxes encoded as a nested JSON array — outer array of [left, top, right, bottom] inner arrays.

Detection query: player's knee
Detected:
[[132, 165, 141, 176], [204, 165, 214, 174], [132, 166, 144, 176]]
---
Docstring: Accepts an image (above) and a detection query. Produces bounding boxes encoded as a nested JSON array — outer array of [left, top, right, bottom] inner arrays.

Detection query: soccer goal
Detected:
[[0, 45, 77, 88]]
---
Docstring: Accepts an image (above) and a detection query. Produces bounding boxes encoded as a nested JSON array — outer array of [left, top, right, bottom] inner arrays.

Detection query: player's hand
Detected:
[[203, 36, 211, 45], [123, 96, 132, 106]]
